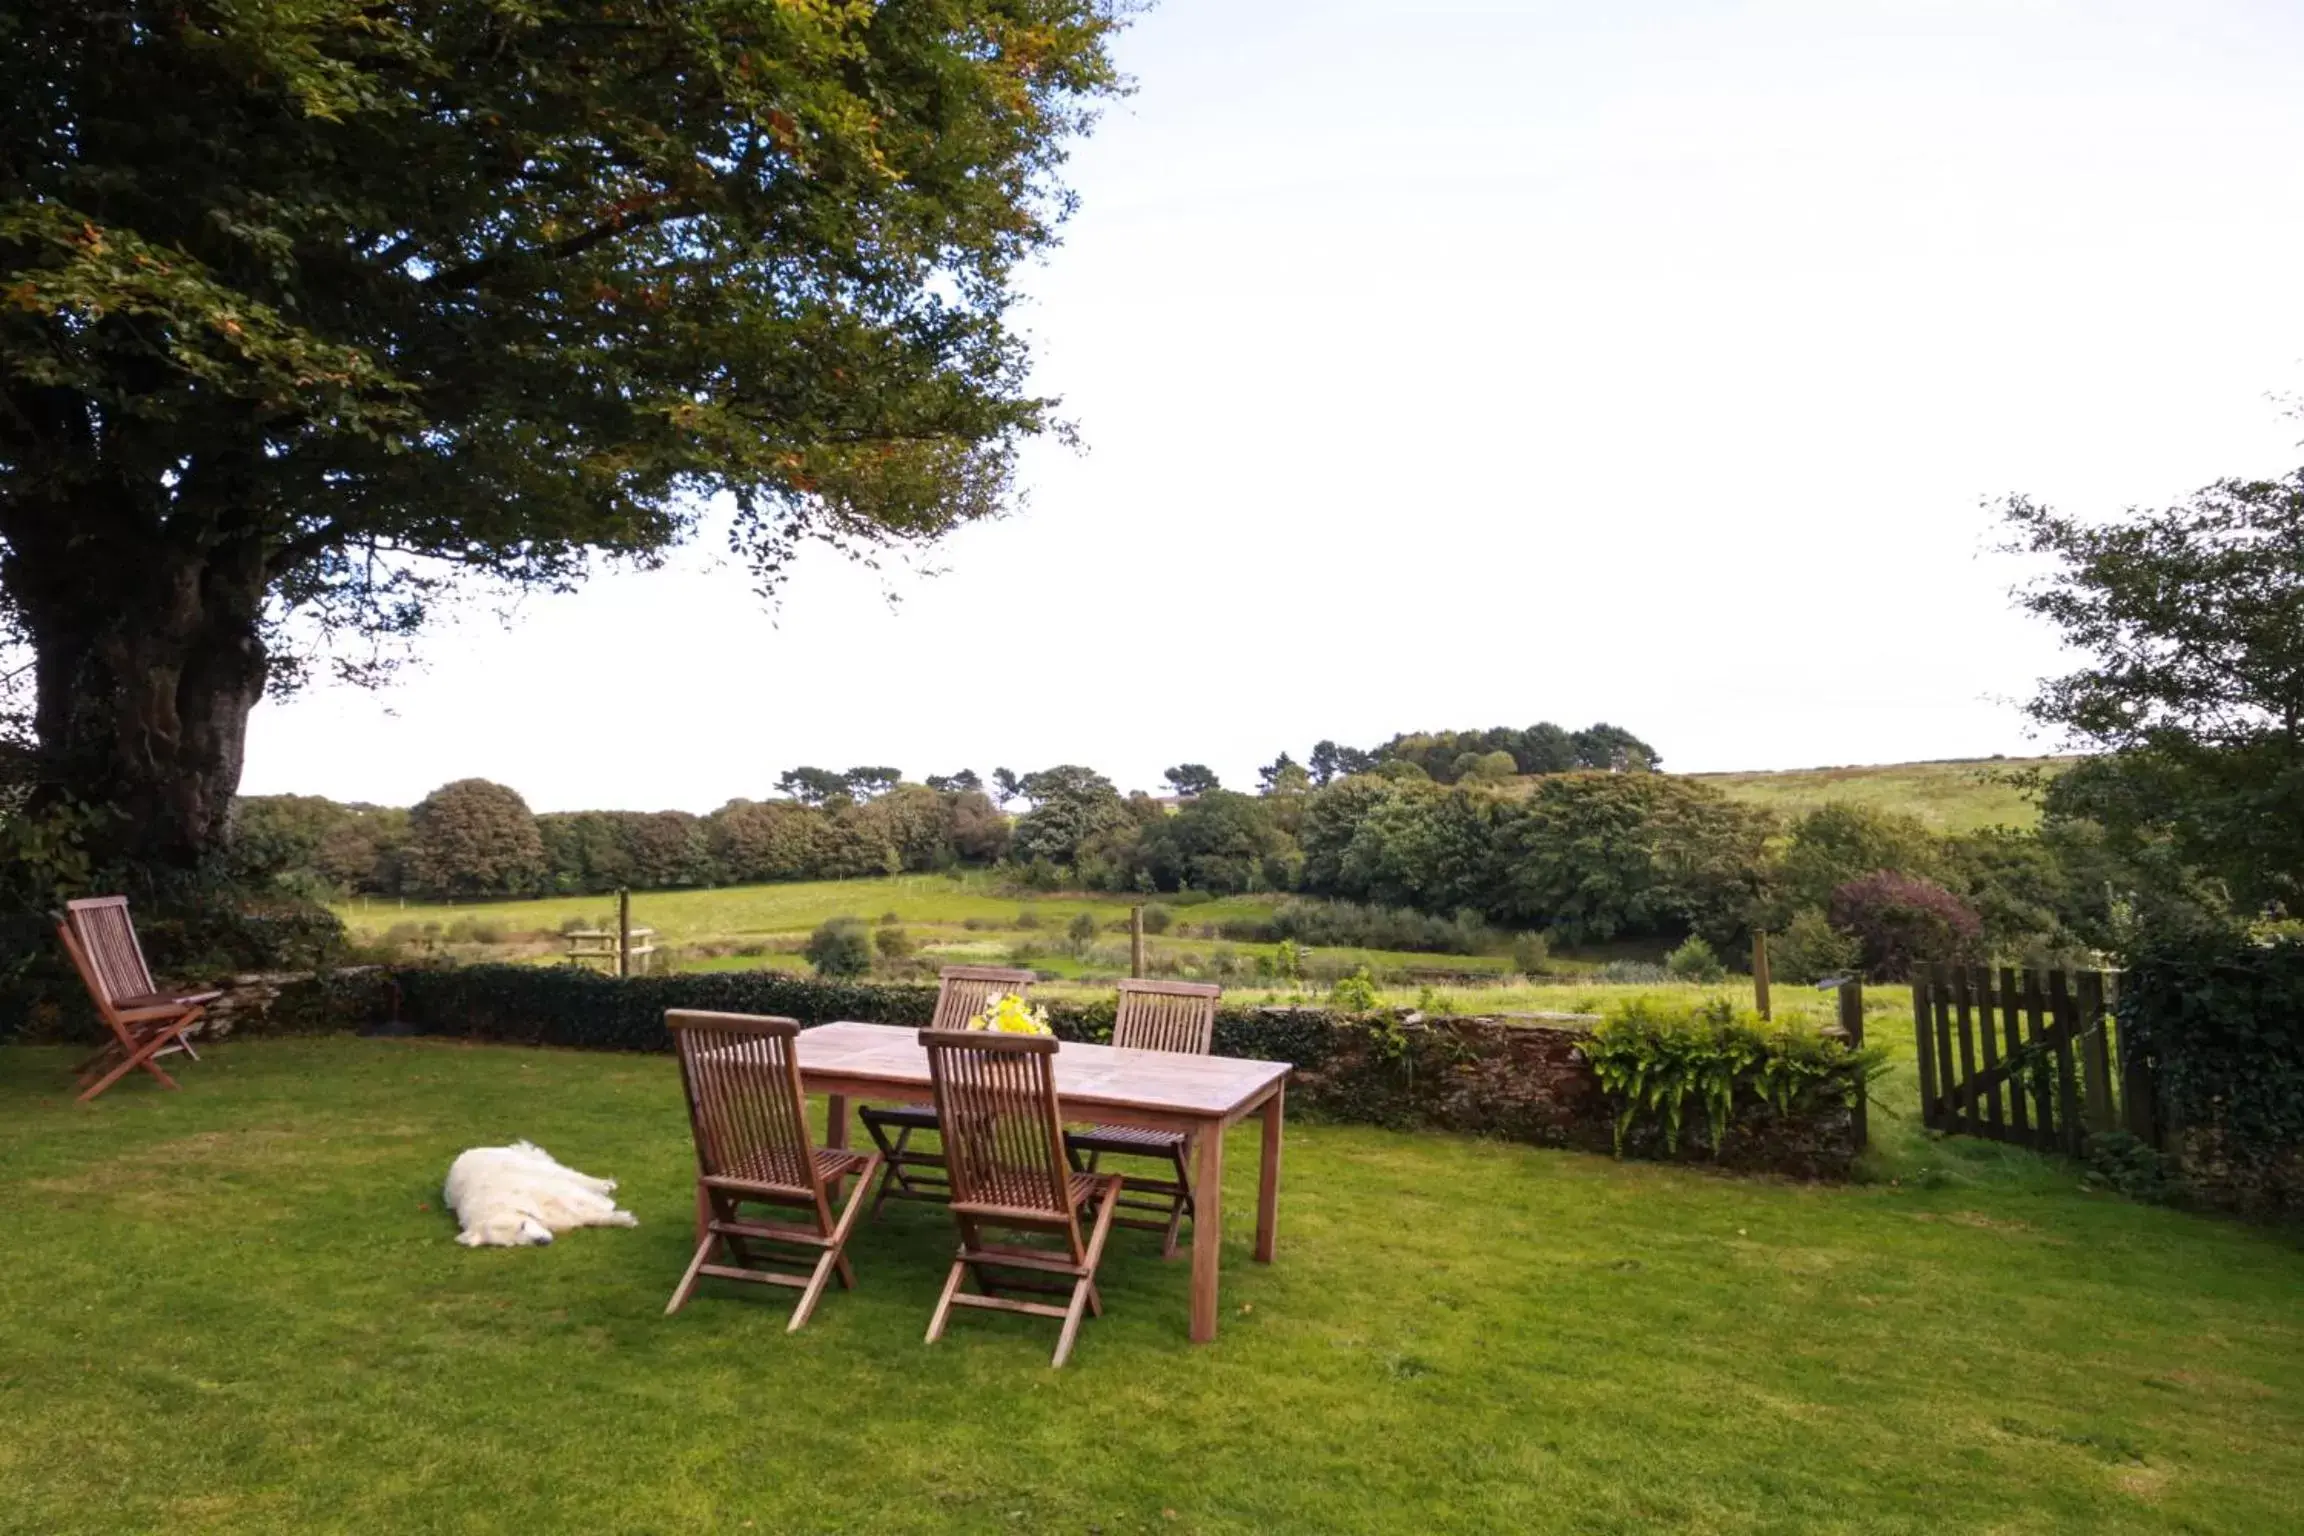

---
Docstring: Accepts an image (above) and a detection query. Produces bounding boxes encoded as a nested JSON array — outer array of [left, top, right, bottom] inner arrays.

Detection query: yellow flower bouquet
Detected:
[[965, 993, 1054, 1037]]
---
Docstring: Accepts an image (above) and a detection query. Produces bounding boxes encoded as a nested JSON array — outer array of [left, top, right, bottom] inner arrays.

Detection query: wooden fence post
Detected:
[[1839, 978, 1868, 1146], [1130, 905, 1146, 979], [617, 887, 631, 979], [1911, 969, 1938, 1131], [1752, 932, 1772, 1020]]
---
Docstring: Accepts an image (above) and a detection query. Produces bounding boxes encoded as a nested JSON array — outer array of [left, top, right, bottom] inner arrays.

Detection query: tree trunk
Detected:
[[19, 530, 269, 878]]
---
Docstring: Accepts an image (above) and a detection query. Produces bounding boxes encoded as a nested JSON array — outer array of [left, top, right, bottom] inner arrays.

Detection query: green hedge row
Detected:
[[373, 965, 1343, 1070]]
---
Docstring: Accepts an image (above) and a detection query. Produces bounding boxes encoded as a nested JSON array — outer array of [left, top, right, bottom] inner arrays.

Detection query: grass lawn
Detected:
[[3, 1026, 2300, 1534], [1692, 756, 2074, 834]]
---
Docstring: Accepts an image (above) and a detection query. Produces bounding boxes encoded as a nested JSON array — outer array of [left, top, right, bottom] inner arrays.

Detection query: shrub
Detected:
[[873, 925, 914, 960], [1772, 908, 1861, 985], [1664, 935, 1725, 983], [1510, 930, 1552, 976], [1580, 997, 1884, 1156], [1257, 898, 1498, 956], [1140, 903, 1174, 935], [1014, 906, 1043, 930], [1328, 967, 1381, 1012], [1828, 872, 1983, 980], [804, 917, 873, 978], [1066, 911, 1098, 944], [1776, 804, 1944, 915]]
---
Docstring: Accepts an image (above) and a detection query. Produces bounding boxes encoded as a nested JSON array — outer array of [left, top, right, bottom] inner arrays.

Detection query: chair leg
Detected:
[[1052, 1177, 1123, 1368], [788, 1249, 841, 1333], [819, 1151, 878, 1302], [1161, 1140, 1195, 1260], [665, 1231, 718, 1316], [868, 1124, 909, 1216], [1052, 1275, 1093, 1368], [925, 1256, 967, 1344], [76, 1029, 185, 1104]]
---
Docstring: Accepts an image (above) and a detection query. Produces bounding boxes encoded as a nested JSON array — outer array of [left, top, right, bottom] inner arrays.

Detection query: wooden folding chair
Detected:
[[54, 896, 221, 1104], [664, 1010, 882, 1329], [1066, 979, 1220, 1258], [920, 1029, 1123, 1368], [859, 965, 1036, 1213]]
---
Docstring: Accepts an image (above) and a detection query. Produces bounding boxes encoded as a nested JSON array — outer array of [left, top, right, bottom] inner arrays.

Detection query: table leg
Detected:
[[1255, 1081, 1284, 1264], [1190, 1119, 1224, 1344], [824, 1093, 850, 1150]]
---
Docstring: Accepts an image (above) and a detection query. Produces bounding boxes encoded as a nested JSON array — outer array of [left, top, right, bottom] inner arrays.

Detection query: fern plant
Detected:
[[1580, 998, 1884, 1156]]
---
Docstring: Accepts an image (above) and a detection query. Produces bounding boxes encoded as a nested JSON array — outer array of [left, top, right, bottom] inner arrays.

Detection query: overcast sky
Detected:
[[242, 0, 2304, 812]]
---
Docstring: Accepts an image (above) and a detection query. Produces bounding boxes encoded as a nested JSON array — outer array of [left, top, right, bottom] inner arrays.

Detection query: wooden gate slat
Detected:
[[1951, 966, 1981, 1137], [1975, 968, 2006, 1136], [1998, 965, 2028, 1142], [2021, 969, 2054, 1152], [1932, 963, 1959, 1136]]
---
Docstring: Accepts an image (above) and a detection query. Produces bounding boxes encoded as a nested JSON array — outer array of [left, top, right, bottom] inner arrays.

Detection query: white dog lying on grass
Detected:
[[444, 1141, 638, 1247]]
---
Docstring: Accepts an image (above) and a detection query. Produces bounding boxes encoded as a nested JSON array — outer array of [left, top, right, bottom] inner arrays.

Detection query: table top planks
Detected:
[[793, 1021, 1289, 1123]]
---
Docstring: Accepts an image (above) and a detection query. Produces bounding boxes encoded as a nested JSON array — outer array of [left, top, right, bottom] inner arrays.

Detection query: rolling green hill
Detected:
[[1690, 755, 2074, 833]]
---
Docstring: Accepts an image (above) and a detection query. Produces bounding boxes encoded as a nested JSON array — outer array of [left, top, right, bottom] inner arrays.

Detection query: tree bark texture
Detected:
[[6, 496, 270, 875]]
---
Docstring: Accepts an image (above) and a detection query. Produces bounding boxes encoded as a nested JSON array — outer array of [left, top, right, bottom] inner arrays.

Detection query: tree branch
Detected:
[[420, 205, 679, 293]]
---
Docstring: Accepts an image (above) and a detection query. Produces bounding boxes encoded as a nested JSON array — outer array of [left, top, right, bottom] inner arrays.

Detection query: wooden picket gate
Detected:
[[1910, 965, 2159, 1154]]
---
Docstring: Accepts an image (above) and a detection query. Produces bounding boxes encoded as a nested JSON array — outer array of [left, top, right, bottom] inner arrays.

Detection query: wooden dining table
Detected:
[[763, 1021, 1290, 1344]]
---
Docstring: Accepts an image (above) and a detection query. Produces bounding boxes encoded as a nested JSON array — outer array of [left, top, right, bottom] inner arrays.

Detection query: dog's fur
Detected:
[[443, 1140, 638, 1247]]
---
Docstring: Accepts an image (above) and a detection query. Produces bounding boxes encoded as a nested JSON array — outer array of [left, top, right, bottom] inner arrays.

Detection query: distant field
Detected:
[[334, 871, 1283, 946], [1691, 755, 2074, 833], [330, 873, 1525, 996]]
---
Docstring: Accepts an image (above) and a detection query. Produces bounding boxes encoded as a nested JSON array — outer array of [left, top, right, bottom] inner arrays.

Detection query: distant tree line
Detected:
[[234, 774, 1013, 901], [232, 715, 2152, 980]]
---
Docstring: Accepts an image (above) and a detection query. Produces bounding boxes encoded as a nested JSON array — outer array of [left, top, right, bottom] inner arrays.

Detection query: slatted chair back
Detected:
[[920, 1029, 1080, 1247], [930, 966, 1037, 1032], [64, 896, 158, 1010], [668, 1011, 826, 1206], [1112, 979, 1220, 1055]]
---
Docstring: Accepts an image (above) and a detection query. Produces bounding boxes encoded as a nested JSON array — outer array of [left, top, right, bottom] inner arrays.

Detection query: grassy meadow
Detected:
[[1694, 755, 2072, 833], [3, 1010, 2300, 1533], [332, 871, 1517, 999]]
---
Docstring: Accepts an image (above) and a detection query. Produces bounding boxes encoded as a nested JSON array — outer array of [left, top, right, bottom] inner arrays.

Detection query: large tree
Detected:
[[0, 1, 1125, 875], [2004, 471, 2304, 915]]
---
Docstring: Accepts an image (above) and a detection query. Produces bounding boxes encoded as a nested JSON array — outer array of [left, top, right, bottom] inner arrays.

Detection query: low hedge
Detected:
[[229, 964, 1866, 1177]]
